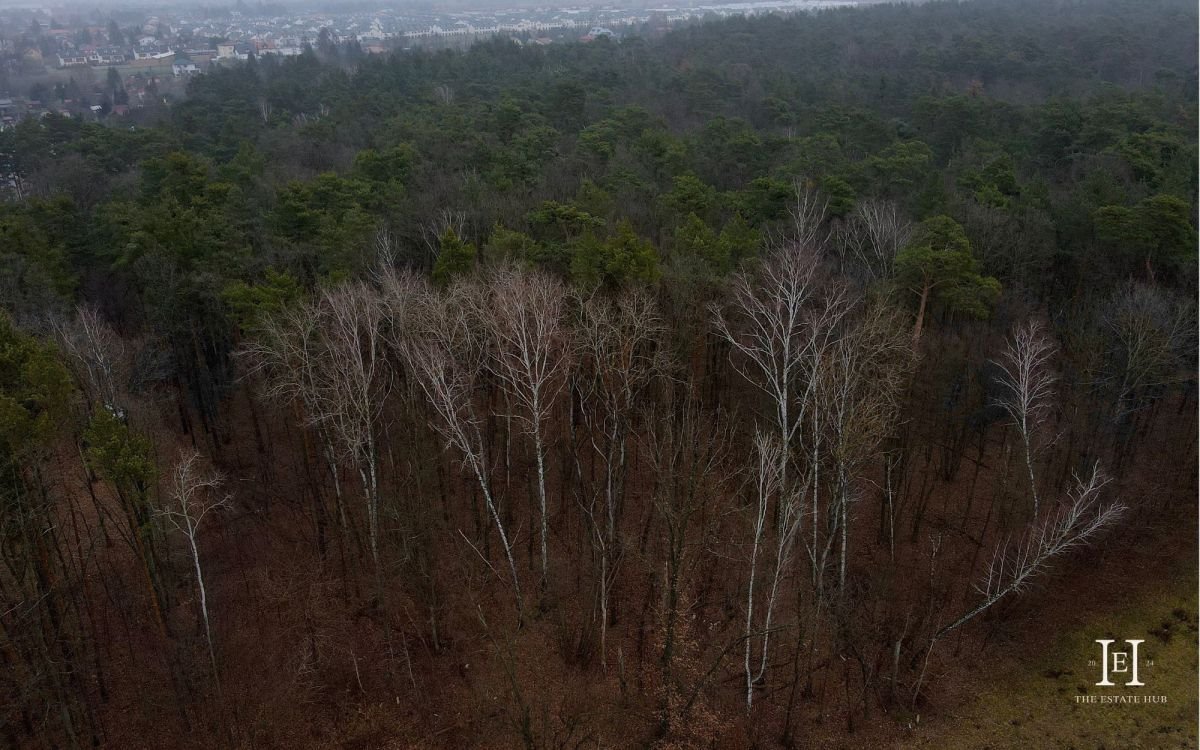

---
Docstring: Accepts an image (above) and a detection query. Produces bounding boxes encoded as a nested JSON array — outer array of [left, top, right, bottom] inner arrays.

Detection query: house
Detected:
[[172, 55, 200, 76], [133, 45, 173, 60], [184, 49, 219, 64], [219, 42, 255, 60], [89, 46, 128, 65], [58, 53, 90, 67]]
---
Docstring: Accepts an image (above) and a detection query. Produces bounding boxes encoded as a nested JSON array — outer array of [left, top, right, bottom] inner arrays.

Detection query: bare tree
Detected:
[[243, 283, 393, 567], [404, 282, 525, 623], [712, 242, 843, 501], [743, 431, 804, 710], [644, 389, 733, 692], [309, 283, 393, 569], [1099, 282, 1194, 422], [993, 320, 1058, 515], [713, 241, 854, 606], [420, 208, 468, 266], [53, 305, 129, 413], [574, 287, 668, 669], [238, 300, 321, 407], [835, 200, 912, 283], [818, 302, 913, 591], [479, 266, 572, 595], [914, 464, 1125, 702], [157, 450, 232, 692], [374, 259, 427, 356], [784, 178, 829, 253], [239, 298, 355, 555]]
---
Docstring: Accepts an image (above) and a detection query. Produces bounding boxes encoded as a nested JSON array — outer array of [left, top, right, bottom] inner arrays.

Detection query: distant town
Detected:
[[0, 0, 872, 124]]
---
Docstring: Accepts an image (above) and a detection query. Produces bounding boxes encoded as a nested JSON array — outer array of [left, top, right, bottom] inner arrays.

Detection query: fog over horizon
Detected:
[[5, 0, 867, 12]]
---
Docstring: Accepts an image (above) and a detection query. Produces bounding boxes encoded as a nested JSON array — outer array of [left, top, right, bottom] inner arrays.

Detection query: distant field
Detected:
[[14, 60, 175, 86], [113, 61, 176, 77]]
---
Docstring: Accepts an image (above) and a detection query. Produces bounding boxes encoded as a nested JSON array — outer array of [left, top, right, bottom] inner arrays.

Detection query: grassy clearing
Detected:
[[904, 569, 1199, 750]]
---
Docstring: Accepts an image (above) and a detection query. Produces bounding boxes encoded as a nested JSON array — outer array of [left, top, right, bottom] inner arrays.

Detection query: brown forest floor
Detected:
[[78, 386, 1198, 750]]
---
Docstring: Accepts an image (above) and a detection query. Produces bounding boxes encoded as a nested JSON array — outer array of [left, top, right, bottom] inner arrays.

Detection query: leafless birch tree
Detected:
[[239, 297, 359, 556], [835, 199, 912, 283], [309, 283, 392, 568], [479, 266, 571, 595], [993, 320, 1057, 515], [53, 305, 129, 413], [712, 242, 843, 502], [404, 282, 525, 623], [157, 449, 232, 692], [743, 431, 805, 710], [242, 283, 393, 567], [784, 178, 829, 252], [913, 464, 1125, 702]]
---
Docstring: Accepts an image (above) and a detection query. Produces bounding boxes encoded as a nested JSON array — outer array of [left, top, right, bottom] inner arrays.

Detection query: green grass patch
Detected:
[[906, 570, 1199, 749]]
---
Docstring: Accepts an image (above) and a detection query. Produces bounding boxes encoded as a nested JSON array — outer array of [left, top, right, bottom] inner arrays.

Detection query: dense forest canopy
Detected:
[[0, 0, 1196, 747]]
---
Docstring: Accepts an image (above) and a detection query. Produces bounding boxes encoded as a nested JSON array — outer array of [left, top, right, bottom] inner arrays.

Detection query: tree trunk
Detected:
[[912, 281, 930, 345]]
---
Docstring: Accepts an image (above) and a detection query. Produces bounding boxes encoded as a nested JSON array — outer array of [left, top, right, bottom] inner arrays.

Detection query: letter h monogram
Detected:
[[1095, 639, 1144, 687]]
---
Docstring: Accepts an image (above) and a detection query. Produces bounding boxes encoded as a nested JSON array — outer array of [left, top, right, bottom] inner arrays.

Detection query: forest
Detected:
[[0, 0, 1197, 747]]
